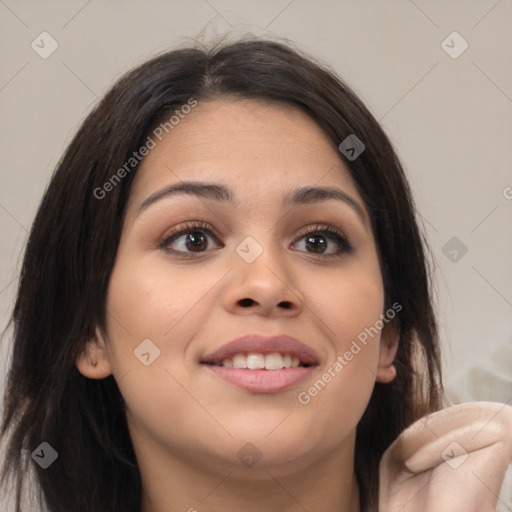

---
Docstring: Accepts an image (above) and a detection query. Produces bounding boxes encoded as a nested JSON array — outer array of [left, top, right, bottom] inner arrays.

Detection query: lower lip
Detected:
[[203, 365, 315, 393]]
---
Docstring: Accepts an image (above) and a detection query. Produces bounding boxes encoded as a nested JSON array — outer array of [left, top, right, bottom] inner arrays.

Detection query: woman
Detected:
[[1, 37, 511, 512]]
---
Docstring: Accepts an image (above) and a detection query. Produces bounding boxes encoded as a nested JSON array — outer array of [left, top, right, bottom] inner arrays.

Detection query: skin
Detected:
[[76, 98, 399, 512]]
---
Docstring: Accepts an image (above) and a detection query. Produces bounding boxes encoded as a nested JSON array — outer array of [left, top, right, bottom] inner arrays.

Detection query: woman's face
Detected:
[[79, 98, 397, 478]]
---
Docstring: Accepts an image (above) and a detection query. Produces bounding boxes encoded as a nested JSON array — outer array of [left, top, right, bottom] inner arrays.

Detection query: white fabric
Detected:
[[444, 331, 512, 511], [379, 402, 512, 512]]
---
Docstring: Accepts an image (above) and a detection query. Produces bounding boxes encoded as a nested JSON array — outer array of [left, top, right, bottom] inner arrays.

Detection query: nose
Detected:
[[221, 240, 304, 318]]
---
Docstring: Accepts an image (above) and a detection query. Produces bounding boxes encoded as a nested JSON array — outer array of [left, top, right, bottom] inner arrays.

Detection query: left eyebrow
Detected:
[[137, 180, 368, 228], [283, 185, 368, 228]]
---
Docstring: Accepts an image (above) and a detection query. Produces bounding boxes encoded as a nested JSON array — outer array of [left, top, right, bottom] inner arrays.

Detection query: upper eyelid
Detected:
[[164, 222, 347, 238]]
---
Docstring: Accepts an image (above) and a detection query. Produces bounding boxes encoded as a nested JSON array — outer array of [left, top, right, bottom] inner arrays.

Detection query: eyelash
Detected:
[[158, 221, 353, 259]]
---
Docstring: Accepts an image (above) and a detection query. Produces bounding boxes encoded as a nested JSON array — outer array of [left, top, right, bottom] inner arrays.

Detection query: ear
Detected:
[[375, 320, 399, 384], [75, 326, 113, 379]]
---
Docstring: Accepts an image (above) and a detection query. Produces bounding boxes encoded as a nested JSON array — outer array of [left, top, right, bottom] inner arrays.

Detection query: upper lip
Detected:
[[200, 334, 320, 366]]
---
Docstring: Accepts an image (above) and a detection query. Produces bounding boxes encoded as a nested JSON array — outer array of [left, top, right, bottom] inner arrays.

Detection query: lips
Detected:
[[200, 334, 319, 393], [200, 334, 320, 367]]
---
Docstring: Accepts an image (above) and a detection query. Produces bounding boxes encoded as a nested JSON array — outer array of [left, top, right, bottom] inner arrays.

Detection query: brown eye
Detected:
[[159, 222, 352, 259], [159, 222, 222, 256], [176, 231, 208, 252], [293, 225, 353, 257]]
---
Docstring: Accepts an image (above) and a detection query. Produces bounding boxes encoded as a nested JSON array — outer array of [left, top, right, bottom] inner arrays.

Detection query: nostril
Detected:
[[239, 298, 254, 307]]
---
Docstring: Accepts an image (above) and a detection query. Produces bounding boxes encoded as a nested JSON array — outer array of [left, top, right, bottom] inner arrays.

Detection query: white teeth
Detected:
[[265, 353, 283, 370], [220, 352, 302, 370], [246, 353, 265, 369], [232, 354, 246, 368]]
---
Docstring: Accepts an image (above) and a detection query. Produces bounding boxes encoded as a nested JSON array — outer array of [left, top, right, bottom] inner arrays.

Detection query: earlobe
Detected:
[[376, 364, 397, 383], [375, 321, 399, 384], [75, 327, 113, 379]]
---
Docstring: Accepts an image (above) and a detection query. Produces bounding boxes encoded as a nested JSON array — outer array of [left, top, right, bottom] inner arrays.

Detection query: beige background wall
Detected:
[[1, 0, 511, 509]]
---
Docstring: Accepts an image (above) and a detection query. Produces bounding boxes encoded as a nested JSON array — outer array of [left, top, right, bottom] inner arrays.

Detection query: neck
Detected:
[[137, 434, 361, 512]]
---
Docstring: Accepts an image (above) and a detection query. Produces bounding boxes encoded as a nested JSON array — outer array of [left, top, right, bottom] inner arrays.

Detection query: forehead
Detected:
[[127, 98, 363, 213]]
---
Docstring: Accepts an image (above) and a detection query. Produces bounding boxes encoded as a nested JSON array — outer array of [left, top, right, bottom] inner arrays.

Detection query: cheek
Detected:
[[102, 253, 219, 367], [312, 261, 385, 355], [100, 253, 213, 447], [297, 264, 384, 422]]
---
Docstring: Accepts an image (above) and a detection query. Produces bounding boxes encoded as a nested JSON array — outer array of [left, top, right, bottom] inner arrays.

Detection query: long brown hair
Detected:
[[1, 37, 442, 512]]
